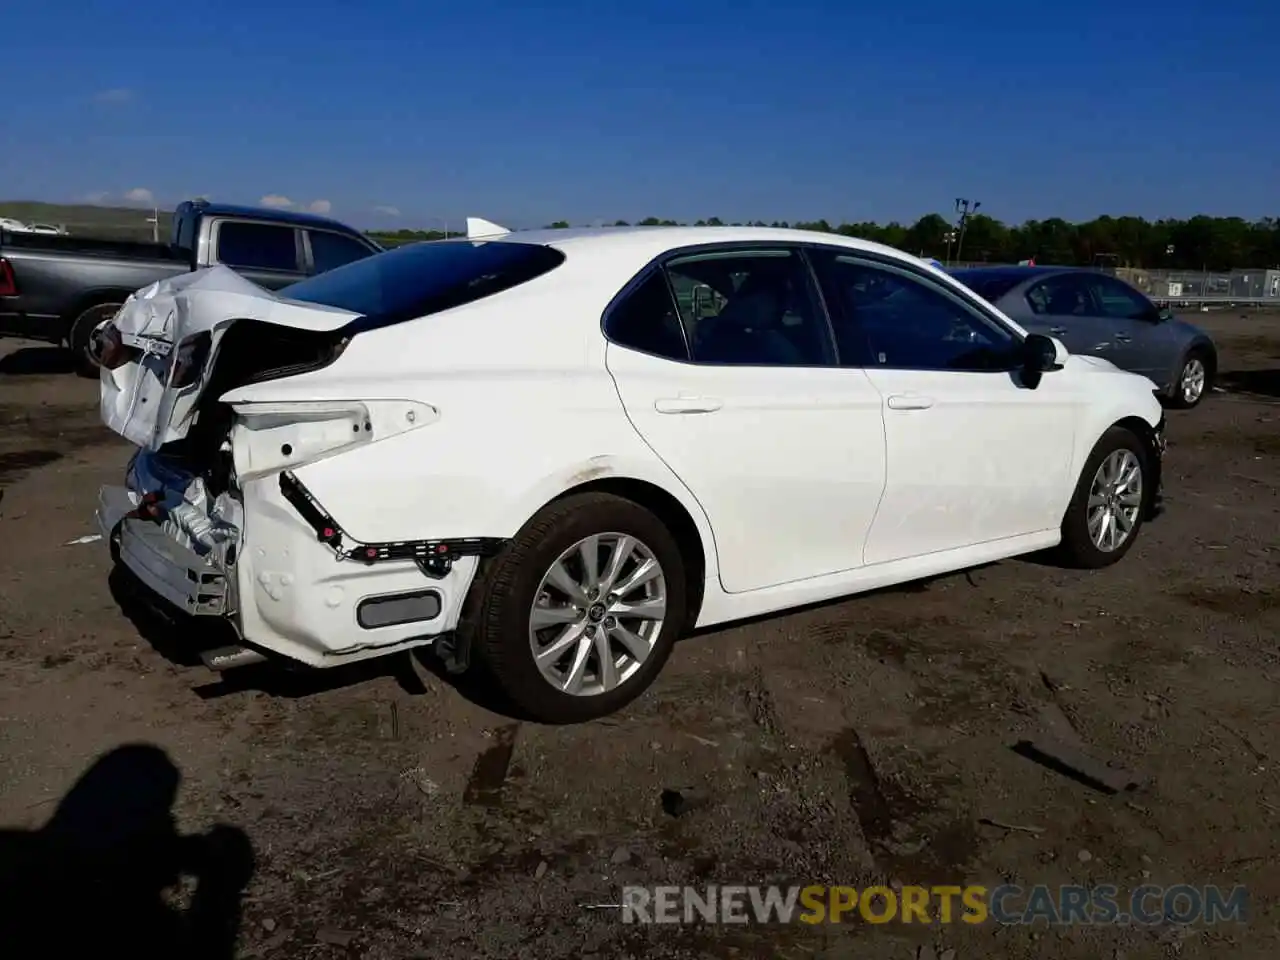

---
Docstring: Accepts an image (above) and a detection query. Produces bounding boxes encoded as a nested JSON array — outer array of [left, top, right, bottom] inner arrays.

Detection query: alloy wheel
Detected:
[[528, 533, 667, 696], [1087, 449, 1143, 552]]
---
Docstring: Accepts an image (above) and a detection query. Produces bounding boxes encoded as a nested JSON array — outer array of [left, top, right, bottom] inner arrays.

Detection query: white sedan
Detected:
[[91, 222, 1167, 723]]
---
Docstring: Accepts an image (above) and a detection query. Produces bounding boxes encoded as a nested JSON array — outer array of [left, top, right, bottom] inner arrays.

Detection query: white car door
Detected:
[[809, 250, 1081, 567], [604, 246, 887, 594]]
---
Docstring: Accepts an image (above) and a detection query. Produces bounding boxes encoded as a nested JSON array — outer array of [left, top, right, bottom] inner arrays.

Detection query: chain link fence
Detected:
[[1115, 267, 1280, 303]]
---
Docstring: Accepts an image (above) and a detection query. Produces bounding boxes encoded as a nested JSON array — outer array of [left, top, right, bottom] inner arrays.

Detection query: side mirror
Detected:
[[1021, 333, 1065, 389]]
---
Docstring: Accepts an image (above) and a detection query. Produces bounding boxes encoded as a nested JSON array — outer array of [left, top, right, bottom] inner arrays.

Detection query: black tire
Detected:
[[1055, 426, 1150, 569], [67, 302, 122, 378], [471, 491, 688, 724], [1167, 346, 1212, 410]]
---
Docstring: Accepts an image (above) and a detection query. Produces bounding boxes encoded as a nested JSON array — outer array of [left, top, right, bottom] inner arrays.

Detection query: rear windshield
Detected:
[[281, 239, 565, 329], [949, 271, 1024, 304]]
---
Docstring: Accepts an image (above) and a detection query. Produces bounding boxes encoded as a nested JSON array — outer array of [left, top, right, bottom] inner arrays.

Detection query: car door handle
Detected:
[[1049, 326, 1068, 336], [1114, 333, 1132, 343], [886, 394, 935, 411], [654, 396, 723, 414]]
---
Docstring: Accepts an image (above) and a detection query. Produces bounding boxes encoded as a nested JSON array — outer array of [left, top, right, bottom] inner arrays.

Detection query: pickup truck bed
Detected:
[[0, 230, 190, 343], [0, 200, 381, 375]]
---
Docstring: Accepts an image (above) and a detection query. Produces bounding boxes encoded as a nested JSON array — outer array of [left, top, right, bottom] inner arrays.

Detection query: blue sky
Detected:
[[2, 0, 1275, 229]]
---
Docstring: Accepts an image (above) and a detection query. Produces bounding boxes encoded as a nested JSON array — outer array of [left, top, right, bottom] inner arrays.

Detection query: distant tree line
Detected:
[[369, 214, 1280, 272]]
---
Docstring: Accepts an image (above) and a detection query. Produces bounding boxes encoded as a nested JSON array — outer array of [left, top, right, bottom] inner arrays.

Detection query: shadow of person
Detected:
[[0, 744, 255, 960]]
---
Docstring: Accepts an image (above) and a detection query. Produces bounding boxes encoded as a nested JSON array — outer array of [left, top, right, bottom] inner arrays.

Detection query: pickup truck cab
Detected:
[[0, 199, 382, 374]]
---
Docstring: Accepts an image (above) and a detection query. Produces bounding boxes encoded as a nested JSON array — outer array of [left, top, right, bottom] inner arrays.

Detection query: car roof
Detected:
[[491, 225, 920, 263], [949, 264, 1096, 281], [184, 200, 363, 232]]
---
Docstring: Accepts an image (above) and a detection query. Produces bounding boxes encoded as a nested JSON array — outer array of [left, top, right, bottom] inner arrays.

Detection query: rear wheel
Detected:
[[1169, 347, 1211, 409], [471, 492, 688, 723], [67, 302, 122, 378], [1055, 426, 1149, 569]]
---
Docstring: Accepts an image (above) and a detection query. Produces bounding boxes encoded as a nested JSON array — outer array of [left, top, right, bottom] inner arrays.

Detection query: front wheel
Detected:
[[1168, 348, 1212, 409], [471, 492, 688, 723], [1055, 426, 1150, 569]]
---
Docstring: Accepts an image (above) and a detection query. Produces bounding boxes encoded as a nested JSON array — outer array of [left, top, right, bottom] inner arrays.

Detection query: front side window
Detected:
[[1026, 275, 1098, 317], [662, 248, 834, 366], [216, 222, 300, 272], [813, 252, 1019, 371], [1085, 275, 1154, 321], [309, 230, 377, 275]]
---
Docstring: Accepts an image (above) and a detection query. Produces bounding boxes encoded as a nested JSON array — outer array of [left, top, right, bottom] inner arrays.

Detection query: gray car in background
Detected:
[[950, 266, 1218, 408]]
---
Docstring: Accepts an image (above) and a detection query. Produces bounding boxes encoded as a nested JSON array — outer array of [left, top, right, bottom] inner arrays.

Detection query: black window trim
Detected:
[[302, 227, 382, 275], [808, 246, 1027, 374], [602, 239, 1030, 371], [600, 240, 845, 369], [211, 217, 306, 275]]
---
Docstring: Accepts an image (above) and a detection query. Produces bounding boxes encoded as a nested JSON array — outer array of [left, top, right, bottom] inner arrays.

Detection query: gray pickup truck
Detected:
[[0, 199, 382, 374]]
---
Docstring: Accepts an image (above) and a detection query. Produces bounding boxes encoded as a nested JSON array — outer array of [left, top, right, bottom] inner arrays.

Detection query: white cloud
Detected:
[[83, 191, 111, 205], [124, 187, 155, 205], [374, 205, 401, 217], [93, 88, 134, 104], [260, 194, 293, 209], [307, 199, 332, 215]]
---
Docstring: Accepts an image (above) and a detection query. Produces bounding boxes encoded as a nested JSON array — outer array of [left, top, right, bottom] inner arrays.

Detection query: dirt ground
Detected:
[[0, 314, 1277, 959]]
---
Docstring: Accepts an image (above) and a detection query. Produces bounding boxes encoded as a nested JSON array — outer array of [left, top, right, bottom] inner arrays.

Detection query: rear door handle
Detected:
[[654, 396, 723, 414], [1114, 333, 1132, 343], [1049, 326, 1068, 337], [886, 394, 935, 411]]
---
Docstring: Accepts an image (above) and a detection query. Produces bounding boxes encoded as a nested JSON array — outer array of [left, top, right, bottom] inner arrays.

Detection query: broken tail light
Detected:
[[169, 331, 212, 389], [0, 258, 16, 297], [90, 322, 141, 371]]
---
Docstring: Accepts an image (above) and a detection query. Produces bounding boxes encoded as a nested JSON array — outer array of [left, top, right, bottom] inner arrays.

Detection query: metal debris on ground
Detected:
[[1012, 736, 1146, 795], [978, 817, 1045, 836], [400, 766, 441, 797]]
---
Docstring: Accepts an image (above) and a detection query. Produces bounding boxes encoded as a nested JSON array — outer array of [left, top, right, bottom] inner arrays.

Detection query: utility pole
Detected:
[[943, 230, 957, 265], [953, 198, 981, 264], [145, 207, 160, 243]]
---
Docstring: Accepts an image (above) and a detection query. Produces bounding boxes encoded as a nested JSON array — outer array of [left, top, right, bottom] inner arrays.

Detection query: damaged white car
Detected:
[[94, 221, 1167, 723]]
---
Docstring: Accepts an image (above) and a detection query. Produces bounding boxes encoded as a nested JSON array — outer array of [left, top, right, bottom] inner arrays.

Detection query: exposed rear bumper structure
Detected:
[[278, 471, 507, 576], [99, 469, 510, 671], [97, 485, 233, 616]]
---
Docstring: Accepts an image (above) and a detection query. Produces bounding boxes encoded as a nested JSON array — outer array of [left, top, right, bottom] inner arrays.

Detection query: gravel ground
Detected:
[[0, 315, 1277, 959]]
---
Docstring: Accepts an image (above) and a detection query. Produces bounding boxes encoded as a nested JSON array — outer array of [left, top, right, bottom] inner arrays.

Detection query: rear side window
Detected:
[[217, 222, 300, 272], [309, 230, 376, 275], [605, 272, 689, 360], [1027, 275, 1097, 316], [281, 239, 566, 327]]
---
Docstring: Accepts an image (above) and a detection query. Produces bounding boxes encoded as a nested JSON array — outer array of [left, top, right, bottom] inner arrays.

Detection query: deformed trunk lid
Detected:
[[100, 266, 361, 450]]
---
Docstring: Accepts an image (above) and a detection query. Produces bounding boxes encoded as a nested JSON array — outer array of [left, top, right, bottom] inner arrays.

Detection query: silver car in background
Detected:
[[950, 266, 1218, 408]]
